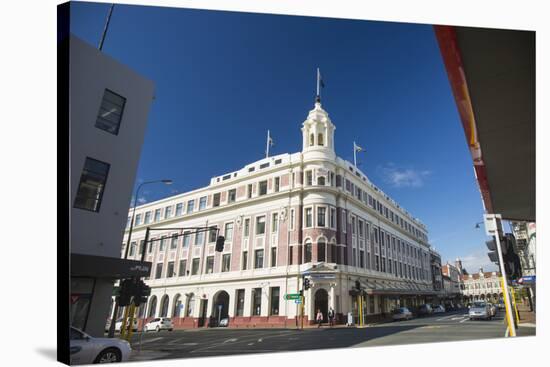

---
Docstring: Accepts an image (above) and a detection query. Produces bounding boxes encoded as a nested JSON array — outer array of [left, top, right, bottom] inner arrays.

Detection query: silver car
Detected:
[[392, 307, 413, 321], [469, 301, 492, 320], [70, 327, 131, 364]]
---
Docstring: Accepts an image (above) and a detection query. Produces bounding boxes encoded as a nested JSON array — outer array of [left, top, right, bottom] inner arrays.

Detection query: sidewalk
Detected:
[[516, 303, 536, 326]]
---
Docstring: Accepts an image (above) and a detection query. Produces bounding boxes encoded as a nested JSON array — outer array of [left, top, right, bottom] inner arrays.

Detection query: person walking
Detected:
[[328, 307, 335, 327], [316, 309, 323, 328]]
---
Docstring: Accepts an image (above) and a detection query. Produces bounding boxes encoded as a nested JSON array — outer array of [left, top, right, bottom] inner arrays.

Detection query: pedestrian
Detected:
[[328, 307, 335, 327], [316, 309, 323, 328]]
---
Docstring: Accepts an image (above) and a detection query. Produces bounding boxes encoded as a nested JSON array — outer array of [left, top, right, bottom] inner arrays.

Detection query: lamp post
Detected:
[[108, 179, 173, 338], [124, 179, 173, 260]]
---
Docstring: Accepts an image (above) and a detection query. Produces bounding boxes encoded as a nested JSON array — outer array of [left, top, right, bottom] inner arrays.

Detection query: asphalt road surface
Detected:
[[128, 310, 535, 362]]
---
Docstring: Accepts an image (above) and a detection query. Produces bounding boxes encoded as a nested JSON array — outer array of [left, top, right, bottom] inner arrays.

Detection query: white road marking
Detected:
[[436, 315, 455, 321], [138, 337, 163, 344], [459, 318, 468, 323], [183, 343, 198, 346], [223, 338, 238, 343]]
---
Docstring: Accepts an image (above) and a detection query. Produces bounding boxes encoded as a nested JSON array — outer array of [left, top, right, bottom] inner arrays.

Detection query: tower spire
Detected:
[[316, 68, 324, 103]]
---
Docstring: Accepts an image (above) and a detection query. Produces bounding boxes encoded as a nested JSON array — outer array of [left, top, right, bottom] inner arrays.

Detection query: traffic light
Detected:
[[355, 280, 361, 290], [502, 234, 522, 280], [215, 236, 225, 252], [119, 279, 135, 307], [304, 278, 311, 290], [133, 280, 151, 306]]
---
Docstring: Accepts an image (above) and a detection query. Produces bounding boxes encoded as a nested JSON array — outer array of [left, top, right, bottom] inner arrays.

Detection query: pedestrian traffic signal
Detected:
[[119, 279, 135, 307], [304, 278, 311, 290], [215, 236, 225, 252]]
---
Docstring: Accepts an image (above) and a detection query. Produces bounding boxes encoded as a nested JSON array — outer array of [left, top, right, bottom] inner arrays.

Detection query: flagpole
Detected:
[[266, 130, 270, 158], [353, 141, 357, 167], [316, 68, 320, 99]]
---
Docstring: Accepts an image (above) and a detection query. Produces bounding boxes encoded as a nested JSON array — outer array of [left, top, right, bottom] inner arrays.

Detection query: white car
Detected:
[[392, 307, 413, 321], [115, 318, 138, 332], [70, 327, 131, 364], [144, 317, 174, 332], [433, 305, 446, 313]]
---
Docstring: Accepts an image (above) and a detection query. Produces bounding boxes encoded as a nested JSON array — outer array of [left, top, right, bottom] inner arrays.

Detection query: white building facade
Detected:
[[118, 98, 439, 327], [460, 269, 503, 303]]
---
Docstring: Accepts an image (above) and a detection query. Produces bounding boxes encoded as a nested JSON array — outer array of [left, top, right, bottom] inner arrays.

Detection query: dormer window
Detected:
[[318, 133, 324, 146]]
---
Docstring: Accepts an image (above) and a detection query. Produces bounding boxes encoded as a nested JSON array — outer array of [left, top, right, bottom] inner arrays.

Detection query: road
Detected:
[[128, 310, 535, 362]]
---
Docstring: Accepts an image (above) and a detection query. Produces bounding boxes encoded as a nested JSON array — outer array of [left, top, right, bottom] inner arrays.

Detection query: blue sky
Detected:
[[70, 2, 495, 271]]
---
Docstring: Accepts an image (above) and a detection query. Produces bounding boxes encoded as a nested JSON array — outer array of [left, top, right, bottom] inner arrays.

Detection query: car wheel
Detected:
[[94, 347, 121, 364]]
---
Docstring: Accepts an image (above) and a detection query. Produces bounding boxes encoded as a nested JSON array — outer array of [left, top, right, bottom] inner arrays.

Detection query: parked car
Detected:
[[497, 301, 505, 310], [104, 318, 138, 332], [144, 317, 173, 332], [433, 305, 446, 313], [392, 307, 413, 321], [469, 301, 492, 320], [417, 304, 433, 316], [218, 318, 229, 327], [70, 326, 131, 364]]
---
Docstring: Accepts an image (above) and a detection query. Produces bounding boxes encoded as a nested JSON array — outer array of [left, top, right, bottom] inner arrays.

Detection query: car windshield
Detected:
[[473, 302, 486, 308]]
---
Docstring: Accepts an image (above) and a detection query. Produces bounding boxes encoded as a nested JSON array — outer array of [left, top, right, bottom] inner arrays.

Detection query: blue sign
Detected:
[[519, 276, 536, 284], [294, 299, 302, 304]]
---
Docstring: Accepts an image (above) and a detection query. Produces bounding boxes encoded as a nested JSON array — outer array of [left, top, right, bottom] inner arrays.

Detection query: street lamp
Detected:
[[109, 179, 173, 338], [124, 179, 173, 259]]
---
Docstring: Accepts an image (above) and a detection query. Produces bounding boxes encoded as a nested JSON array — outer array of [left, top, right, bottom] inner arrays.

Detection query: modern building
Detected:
[[459, 268, 503, 303], [69, 35, 154, 337], [117, 94, 440, 328]]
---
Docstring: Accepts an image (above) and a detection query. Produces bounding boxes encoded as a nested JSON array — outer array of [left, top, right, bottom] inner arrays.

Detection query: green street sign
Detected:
[[284, 293, 301, 301]]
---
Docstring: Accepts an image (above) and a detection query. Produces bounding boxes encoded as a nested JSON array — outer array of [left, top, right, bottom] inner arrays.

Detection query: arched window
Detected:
[[160, 295, 170, 317], [172, 294, 182, 317], [317, 176, 325, 186], [310, 133, 315, 146], [304, 241, 312, 263], [318, 133, 324, 146], [148, 296, 157, 318], [318, 239, 326, 262], [186, 294, 195, 317]]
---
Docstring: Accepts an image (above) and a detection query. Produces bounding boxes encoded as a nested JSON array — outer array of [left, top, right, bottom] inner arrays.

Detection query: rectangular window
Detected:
[[225, 222, 234, 241], [244, 218, 250, 237], [95, 89, 126, 135], [228, 189, 236, 203], [289, 246, 294, 265], [252, 288, 262, 316], [183, 231, 191, 247], [206, 256, 214, 274], [165, 206, 172, 218], [254, 249, 264, 269], [178, 259, 187, 276], [290, 209, 295, 230], [342, 211, 347, 233], [135, 213, 142, 226], [213, 193, 221, 207], [222, 254, 231, 272], [154, 208, 161, 222], [167, 261, 175, 278], [159, 236, 166, 251], [170, 234, 178, 249], [199, 196, 207, 210], [175, 203, 183, 216], [259, 180, 268, 195], [208, 227, 217, 243], [305, 208, 313, 227], [129, 242, 136, 257], [191, 258, 200, 275], [318, 207, 326, 227], [306, 170, 313, 186], [256, 216, 266, 235], [272, 213, 278, 232], [358, 221, 364, 237], [236, 289, 245, 316], [148, 239, 155, 253], [138, 240, 145, 256], [247, 184, 253, 198], [274, 177, 280, 192], [155, 263, 163, 279], [242, 251, 248, 270], [144, 212, 152, 224], [186, 200, 195, 214], [73, 157, 110, 212], [375, 255, 380, 271], [270, 287, 280, 316], [195, 231, 204, 246], [351, 216, 356, 235], [360, 250, 365, 268], [352, 248, 357, 266], [318, 242, 326, 262], [388, 259, 392, 274], [271, 247, 277, 267]]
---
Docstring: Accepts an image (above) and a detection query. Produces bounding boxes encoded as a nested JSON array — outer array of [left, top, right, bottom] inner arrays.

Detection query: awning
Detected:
[[71, 253, 152, 279], [362, 279, 437, 296]]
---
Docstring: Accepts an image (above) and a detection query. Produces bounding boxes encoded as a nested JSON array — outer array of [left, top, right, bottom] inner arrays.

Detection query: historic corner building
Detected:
[[116, 96, 440, 328]]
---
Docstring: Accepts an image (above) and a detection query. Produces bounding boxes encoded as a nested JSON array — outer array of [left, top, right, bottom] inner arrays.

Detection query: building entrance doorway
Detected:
[[314, 288, 329, 322], [198, 299, 208, 327], [212, 291, 230, 326]]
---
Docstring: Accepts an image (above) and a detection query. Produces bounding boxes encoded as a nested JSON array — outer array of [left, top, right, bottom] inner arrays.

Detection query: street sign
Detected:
[[518, 276, 536, 284], [284, 293, 301, 300], [294, 299, 302, 304]]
